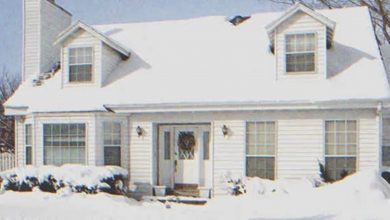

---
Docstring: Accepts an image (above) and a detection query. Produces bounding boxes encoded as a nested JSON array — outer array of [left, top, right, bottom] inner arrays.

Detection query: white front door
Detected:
[[174, 126, 199, 185]]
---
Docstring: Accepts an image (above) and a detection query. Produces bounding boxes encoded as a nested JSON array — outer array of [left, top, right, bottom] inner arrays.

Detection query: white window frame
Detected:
[[324, 120, 358, 181], [103, 121, 122, 166], [68, 46, 94, 83], [246, 121, 277, 180], [285, 32, 317, 74], [25, 124, 32, 165]]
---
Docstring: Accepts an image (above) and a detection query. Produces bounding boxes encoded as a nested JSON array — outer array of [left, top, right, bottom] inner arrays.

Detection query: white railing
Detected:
[[0, 153, 15, 172]]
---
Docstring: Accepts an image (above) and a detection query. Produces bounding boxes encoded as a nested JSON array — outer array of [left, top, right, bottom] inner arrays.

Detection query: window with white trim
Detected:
[[43, 124, 86, 165], [69, 47, 93, 82], [382, 119, 390, 167], [325, 120, 357, 181], [246, 122, 276, 180], [25, 124, 32, 165], [103, 122, 121, 166], [285, 33, 316, 73]]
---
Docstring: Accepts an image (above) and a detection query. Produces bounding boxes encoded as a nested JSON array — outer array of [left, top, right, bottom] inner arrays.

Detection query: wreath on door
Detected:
[[178, 132, 196, 157]]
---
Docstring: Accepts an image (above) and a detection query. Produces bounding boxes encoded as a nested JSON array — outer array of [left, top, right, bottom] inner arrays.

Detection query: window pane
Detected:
[[178, 132, 195, 160], [104, 147, 121, 166], [325, 157, 356, 181], [69, 47, 93, 83], [246, 157, 275, 180], [325, 120, 357, 156], [285, 33, 316, 73], [44, 124, 86, 165], [246, 122, 275, 156], [164, 131, 171, 160], [26, 146, 32, 165], [203, 131, 210, 160], [383, 146, 390, 167]]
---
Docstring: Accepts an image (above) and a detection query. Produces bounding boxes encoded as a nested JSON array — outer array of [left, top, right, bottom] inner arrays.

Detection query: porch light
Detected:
[[136, 126, 143, 137], [222, 125, 228, 136]]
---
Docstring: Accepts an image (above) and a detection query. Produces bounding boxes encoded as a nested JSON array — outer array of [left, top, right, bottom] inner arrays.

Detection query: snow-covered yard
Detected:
[[0, 170, 390, 220]]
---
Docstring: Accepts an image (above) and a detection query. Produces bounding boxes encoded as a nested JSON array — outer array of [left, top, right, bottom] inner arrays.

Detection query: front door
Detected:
[[174, 126, 199, 185], [158, 125, 209, 188]]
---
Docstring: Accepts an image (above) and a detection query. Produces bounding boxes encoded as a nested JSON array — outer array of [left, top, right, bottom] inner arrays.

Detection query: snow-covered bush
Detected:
[[226, 178, 246, 195], [0, 165, 128, 195]]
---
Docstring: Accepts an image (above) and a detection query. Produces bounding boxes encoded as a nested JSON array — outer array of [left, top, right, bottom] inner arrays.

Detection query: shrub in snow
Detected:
[[381, 171, 390, 184], [0, 165, 128, 195], [226, 178, 246, 196]]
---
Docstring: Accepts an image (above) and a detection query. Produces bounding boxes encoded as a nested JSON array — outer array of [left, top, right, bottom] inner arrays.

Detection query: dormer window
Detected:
[[69, 47, 93, 82], [285, 33, 316, 74]]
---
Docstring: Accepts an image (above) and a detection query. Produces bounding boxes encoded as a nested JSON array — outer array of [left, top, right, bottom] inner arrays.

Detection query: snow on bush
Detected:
[[0, 165, 128, 195]]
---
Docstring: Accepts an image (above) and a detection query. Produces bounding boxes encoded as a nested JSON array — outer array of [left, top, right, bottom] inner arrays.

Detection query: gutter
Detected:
[[104, 98, 390, 114]]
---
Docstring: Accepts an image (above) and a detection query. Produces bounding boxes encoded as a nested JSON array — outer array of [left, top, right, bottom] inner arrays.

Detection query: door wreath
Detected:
[[178, 132, 195, 159]]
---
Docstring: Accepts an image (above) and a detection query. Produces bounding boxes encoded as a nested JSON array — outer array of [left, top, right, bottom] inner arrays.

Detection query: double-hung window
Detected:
[[25, 124, 32, 165], [69, 47, 93, 82], [103, 122, 121, 166], [246, 122, 276, 180], [43, 124, 86, 165], [325, 120, 357, 181], [285, 33, 316, 73]]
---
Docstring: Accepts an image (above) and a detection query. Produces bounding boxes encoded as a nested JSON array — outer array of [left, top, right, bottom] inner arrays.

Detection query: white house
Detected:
[[5, 0, 390, 197]]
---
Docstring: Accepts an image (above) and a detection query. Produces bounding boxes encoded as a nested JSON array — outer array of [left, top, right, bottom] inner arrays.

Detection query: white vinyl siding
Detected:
[[325, 120, 357, 181], [275, 11, 326, 79], [277, 119, 323, 179], [23, 0, 71, 81], [101, 44, 121, 85], [246, 122, 276, 180], [213, 121, 246, 195], [129, 121, 154, 195]]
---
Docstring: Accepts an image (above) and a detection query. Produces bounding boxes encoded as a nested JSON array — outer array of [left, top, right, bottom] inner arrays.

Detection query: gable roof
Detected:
[[4, 6, 390, 114], [54, 21, 131, 59], [265, 3, 336, 46]]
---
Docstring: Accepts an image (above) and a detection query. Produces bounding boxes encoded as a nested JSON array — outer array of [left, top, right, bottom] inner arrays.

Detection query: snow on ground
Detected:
[[0, 170, 390, 220]]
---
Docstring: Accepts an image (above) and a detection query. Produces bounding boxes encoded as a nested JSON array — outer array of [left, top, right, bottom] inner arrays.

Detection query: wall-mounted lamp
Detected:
[[136, 126, 143, 137], [222, 125, 229, 136]]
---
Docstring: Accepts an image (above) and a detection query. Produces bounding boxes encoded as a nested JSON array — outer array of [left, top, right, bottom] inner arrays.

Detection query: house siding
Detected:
[[275, 11, 327, 79], [23, 0, 41, 81], [101, 44, 121, 86], [129, 121, 154, 195], [359, 118, 380, 170], [40, 0, 71, 74], [213, 120, 246, 195], [23, 0, 71, 81], [277, 119, 323, 179]]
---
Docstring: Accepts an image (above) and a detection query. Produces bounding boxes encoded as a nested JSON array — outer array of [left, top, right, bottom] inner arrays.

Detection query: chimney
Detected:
[[22, 0, 72, 81]]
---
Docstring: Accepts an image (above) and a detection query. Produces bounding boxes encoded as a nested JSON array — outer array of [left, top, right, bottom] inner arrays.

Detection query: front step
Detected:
[[173, 183, 199, 197]]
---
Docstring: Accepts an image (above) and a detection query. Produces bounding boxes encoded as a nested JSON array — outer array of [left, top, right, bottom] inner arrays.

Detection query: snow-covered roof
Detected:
[[54, 21, 131, 59], [5, 6, 390, 114]]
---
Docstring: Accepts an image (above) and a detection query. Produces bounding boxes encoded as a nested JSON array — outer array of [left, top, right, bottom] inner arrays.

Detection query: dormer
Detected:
[[54, 21, 131, 87], [266, 3, 336, 79]]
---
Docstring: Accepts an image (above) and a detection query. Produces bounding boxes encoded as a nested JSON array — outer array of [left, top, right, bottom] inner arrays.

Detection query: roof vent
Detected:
[[229, 15, 251, 26]]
